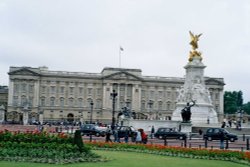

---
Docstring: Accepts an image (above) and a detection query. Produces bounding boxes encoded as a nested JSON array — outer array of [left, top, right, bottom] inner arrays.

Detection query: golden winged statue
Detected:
[[189, 31, 202, 50]]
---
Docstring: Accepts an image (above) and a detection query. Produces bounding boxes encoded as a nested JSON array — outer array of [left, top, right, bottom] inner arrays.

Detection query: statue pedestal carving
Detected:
[[180, 122, 192, 133]]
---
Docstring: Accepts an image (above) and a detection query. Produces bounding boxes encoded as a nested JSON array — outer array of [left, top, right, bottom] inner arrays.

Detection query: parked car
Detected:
[[203, 128, 238, 142], [80, 124, 107, 137], [154, 127, 187, 140]]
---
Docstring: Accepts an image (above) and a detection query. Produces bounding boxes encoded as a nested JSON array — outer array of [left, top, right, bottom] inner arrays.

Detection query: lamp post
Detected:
[[89, 100, 94, 142], [110, 90, 118, 130], [148, 100, 153, 120]]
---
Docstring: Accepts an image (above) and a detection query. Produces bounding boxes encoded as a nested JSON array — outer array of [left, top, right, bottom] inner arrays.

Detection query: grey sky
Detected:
[[0, 0, 250, 102]]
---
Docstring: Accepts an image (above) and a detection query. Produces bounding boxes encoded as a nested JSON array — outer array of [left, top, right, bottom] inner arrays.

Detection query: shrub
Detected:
[[0, 130, 105, 164]]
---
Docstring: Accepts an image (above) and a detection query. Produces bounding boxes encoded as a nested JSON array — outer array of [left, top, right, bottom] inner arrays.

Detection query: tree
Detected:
[[242, 102, 250, 115], [224, 91, 243, 114]]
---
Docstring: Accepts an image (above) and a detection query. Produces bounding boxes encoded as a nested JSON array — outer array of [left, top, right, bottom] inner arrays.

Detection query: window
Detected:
[[127, 85, 132, 97], [88, 88, 92, 95], [158, 101, 163, 110], [21, 83, 26, 92], [60, 87, 64, 94], [13, 96, 18, 106], [166, 102, 171, 110], [78, 98, 83, 107], [97, 88, 101, 96], [150, 91, 155, 99], [215, 93, 219, 100], [14, 84, 19, 94], [28, 96, 33, 107], [60, 97, 64, 107], [69, 87, 74, 94], [21, 96, 26, 106], [41, 98, 45, 106], [141, 101, 146, 110], [29, 85, 34, 93], [158, 91, 163, 98], [141, 90, 145, 97], [79, 87, 83, 95], [50, 97, 55, 106], [69, 98, 74, 107], [41, 86, 46, 93], [50, 86, 56, 94]]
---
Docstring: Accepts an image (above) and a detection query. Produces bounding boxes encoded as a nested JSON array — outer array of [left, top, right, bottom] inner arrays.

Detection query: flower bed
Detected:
[[85, 141, 250, 165], [0, 130, 107, 164]]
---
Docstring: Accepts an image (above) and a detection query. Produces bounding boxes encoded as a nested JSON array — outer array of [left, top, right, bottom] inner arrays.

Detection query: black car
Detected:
[[154, 128, 187, 140], [80, 124, 107, 137], [116, 126, 137, 139], [203, 128, 238, 142]]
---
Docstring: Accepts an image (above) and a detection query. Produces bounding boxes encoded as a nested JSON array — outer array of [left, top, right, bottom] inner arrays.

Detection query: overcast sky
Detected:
[[0, 0, 250, 102]]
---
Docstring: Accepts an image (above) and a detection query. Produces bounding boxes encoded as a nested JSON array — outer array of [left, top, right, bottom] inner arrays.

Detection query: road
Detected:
[[82, 135, 250, 151]]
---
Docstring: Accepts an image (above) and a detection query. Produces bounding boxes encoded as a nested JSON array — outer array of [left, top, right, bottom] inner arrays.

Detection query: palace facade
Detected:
[[7, 66, 225, 124]]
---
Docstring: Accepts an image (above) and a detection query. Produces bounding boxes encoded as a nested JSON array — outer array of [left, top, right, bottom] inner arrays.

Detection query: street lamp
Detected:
[[110, 90, 118, 130], [89, 100, 94, 142], [148, 100, 153, 120]]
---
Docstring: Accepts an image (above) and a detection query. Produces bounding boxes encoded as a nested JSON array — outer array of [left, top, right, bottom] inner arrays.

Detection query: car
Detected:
[[80, 124, 107, 137], [154, 127, 187, 140], [203, 128, 238, 142], [116, 126, 137, 139]]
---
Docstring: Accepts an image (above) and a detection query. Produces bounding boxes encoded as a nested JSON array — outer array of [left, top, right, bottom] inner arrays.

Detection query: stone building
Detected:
[[0, 86, 8, 109], [7, 66, 224, 124]]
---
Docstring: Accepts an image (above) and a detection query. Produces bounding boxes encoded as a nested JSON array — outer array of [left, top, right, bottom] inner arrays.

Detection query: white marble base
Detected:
[[172, 102, 218, 125], [180, 122, 192, 133]]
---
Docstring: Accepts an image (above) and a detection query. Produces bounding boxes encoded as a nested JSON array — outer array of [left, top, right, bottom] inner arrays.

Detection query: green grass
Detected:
[[0, 150, 248, 167]]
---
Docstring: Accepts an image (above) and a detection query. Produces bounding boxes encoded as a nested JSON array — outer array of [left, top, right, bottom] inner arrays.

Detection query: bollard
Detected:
[[199, 145, 201, 149], [184, 138, 187, 147], [247, 138, 249, 150], [164, 138, 167, 146], [189, 143, 191, 148], [226, 140, 229, 149], [205, 139, 207, 148]]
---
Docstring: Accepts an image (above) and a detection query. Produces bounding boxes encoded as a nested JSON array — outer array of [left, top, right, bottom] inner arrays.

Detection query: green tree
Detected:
[[224, 91, 243, 114], [242, 102, 250, 115]]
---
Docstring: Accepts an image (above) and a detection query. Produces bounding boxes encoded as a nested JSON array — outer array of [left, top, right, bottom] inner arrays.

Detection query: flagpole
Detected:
[[119, 48, 121, 68]]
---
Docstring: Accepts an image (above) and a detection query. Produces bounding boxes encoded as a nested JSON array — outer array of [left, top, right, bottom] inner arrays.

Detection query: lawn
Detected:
[[0, 150, 248, 167]]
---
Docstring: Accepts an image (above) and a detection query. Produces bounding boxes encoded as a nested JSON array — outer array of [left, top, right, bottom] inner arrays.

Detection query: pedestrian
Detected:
[[151, 126, 155, 139], [140, 129, 148, 144], [124, 128, 129, 143], [221, 121, 226, 128], [105, 127, 112, 143], [135, 129, 142, 144], [198, 129, 203, 135], [219, 130, 225, 149]]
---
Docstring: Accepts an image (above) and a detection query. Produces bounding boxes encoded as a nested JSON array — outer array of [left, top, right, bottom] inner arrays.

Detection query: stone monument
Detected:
[[172, 31, 218, 125]]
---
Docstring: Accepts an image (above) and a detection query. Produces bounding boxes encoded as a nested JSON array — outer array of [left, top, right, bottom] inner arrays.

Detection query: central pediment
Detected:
[[102, 71, 142, 81]]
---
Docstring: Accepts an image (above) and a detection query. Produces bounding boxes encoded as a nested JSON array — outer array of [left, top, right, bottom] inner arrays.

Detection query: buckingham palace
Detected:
[[6, 66, 225, 124]]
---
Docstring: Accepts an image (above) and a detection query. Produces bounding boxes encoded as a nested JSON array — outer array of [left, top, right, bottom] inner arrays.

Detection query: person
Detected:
[[150, 126, 155, 139], [198, 129, 203, 135], [124, 127, 129, 143], [140, 129, 148, 144], [221, 121, 226, 128], [135, 129, 142, 144], [219, 130, 225, 149], [228, 120, 232, 128], [105, 127, 112, 143]]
